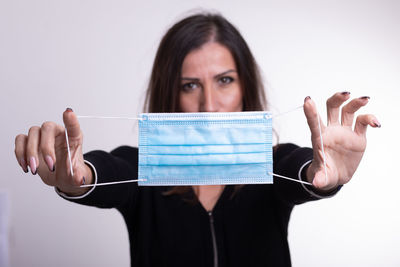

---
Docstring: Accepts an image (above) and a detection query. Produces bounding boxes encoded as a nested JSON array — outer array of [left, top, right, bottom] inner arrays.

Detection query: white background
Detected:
[[1, 0, 399, 266]]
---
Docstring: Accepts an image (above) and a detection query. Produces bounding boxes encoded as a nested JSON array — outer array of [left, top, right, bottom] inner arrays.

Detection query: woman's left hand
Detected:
[[303, 92, 380, 191]]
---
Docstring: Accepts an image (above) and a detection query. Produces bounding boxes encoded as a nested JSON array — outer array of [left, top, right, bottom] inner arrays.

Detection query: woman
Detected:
[[14, 13, 379, 266]]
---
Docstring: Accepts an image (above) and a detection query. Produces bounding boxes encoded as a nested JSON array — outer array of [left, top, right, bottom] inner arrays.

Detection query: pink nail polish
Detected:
[[29, 157, 37, 175], [45, 155, 55, 172]]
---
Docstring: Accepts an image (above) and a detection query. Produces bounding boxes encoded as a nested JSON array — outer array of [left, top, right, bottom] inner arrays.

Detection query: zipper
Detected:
[[208, 211, 218, 267]]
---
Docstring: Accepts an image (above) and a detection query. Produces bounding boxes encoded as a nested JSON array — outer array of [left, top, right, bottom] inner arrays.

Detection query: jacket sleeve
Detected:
[[272, 143, 341, 206], [56, 146, 139, 210]]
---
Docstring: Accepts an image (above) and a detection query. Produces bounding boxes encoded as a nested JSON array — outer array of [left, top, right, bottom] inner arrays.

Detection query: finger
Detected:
[[15, 134, 29, 173], [304, 97, 326, 138], [71, 167, 86, 187], [354, 114, 381, 137], [26, 126, 41, 175], [326, 91, 351, 125], [62, 108, 85, 186], [40, 121, 60, 172], [312, 168, 339, 190], [312, 170, 328, 189], [63, 108, 82, 139], [341, 96, 369, 127]]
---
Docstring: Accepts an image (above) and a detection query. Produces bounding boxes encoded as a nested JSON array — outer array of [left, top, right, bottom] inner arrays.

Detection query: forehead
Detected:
[[181, 42, 236, 76]]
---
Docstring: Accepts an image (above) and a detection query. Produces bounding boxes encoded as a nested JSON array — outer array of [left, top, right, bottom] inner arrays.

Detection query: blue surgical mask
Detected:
[[138, 112, 272, 186]]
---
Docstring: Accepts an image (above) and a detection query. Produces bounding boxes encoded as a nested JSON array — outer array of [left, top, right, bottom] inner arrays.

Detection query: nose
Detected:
[[200, 83, 218, 112]]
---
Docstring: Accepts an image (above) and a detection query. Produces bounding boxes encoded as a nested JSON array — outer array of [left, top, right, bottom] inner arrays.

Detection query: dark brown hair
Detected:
[[144, 12, 267, 198], [145, 12, 267, 112]]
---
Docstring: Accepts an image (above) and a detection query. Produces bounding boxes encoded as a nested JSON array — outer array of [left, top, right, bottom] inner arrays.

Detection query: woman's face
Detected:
[[179, 42, 243, 112]]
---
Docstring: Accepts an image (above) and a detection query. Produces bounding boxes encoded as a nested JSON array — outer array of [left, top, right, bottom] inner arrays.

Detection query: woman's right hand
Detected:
[[14, 108, 93, 196]]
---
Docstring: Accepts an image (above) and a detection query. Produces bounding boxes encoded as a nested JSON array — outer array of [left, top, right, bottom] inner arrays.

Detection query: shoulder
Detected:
[[273, 143, 301, 159], [109, 146, 139, 165], [110, 146, 138, 156], [84, 146, 138, 166], [273, 143, 313, 171]]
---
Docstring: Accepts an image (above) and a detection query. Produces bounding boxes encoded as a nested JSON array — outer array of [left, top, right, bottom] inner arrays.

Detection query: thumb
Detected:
[[63, 108, 82, 139], [312, 169, 339, 191], [312, 170, 328, 188]]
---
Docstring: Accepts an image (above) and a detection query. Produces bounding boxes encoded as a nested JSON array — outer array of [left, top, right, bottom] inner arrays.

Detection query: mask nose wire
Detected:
[[63, 102, 326, 188], [317, 111, 328, 184]]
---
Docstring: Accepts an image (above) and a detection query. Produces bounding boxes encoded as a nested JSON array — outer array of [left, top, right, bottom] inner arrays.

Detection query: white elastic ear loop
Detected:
[[79, 179, 144, 188], [268, 104, 328, 186], [76, 115, 142, 120], [77, 108, 305, 121], [268, 104, 312, 185], [65, 103, 326, 188], [269, 105, 304, 119], [64, 117, 145, 188], [268, 172, 312, 185], [317, 112, 328, 184], [64, 128, 74, 177]]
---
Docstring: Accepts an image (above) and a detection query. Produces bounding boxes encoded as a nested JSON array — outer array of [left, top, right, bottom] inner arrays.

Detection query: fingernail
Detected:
[[45, 155, 55, 172], [66, 107, 73, 112], [304, 96, 311, 103], [20, 158, 28, 173], [373, 120, 381, 128], [360, 96, 370, 100], [29, 157, 37, 175], [82, 176, 86, 185], [341, 91, 351, 95]]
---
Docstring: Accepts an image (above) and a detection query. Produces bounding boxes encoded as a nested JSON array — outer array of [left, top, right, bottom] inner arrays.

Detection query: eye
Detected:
[[219, 76, 234, 85], [181, 82, 199, 92]]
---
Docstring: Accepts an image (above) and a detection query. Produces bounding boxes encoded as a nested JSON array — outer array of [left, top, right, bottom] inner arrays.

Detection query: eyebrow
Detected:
[[181, 69, 237, 81]]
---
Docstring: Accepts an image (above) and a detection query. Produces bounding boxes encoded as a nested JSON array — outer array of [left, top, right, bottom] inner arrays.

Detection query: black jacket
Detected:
[[62, 143, 338, 267]]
